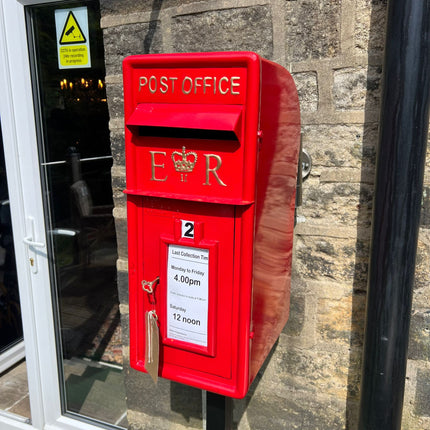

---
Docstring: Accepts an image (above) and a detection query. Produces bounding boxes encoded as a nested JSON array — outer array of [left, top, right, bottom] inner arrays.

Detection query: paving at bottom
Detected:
[[0, 358, 128, 428]]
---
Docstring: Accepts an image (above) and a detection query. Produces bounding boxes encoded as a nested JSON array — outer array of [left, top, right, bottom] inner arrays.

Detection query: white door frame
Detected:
[[0, 1, 114, 429]]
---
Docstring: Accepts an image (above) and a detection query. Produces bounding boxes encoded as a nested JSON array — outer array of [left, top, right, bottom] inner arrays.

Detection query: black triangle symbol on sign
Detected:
[[59, 11, 87, 45]]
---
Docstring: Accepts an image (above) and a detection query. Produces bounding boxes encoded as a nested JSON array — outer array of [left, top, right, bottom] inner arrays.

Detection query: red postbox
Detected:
[[123, 52, 300, 398]]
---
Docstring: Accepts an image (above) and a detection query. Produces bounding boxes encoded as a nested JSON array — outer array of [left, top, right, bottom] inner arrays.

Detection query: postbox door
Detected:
[[133, 197, 236, 380]]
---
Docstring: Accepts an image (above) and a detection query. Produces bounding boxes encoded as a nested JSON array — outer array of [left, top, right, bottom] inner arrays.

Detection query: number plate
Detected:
[[181, 220, 195, 238]]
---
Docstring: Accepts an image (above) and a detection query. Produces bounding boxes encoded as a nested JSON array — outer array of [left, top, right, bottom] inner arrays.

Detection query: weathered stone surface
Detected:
[[101, 0, 201, 16], [101, 0, 153, 15], [318, 293, 366, 347], [414, 368, 430, 417], [106, 83, 124, 119], [125, 368, 202, 429], [103, 22, 163, 75], [414, 233, 430, 293], [237, 392, 346, 429], [111, 167, 126, 188], [231, 334, 355, 427], [120, 310, 130, 347], [333, 66, 382, 111], [295, 235, 369, 287], [355, 0, 387, 56], [111, 171, 126, 209], [301, 123, 378, 169], [274, 346, 350, 398], [402, 362, 430, 429], [117, 269, 129, 305], [423, 140, 430, 185], [408, 311, 430, 361], [114, 216, 128, 259], [320, 167, 374, 185], [172, 7, 273, 58], [283, 295, 305, 336], [421, 186, 430, 227], [301, 180, 374, 228], [285, 0, 341, 62], [292, 71, 318, 112], [110, 130, 126, 167], [128, 409, 199, 430]]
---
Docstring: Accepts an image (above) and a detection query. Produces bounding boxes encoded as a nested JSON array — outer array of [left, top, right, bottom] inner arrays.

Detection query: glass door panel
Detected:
[[0, 122, 23, 364], [0, 122, 30, 423], [26, 1, 126, 427]]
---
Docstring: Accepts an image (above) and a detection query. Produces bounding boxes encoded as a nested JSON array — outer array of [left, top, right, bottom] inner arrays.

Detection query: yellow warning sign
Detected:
[[56, 7, 91, 69], [59, 11, 86, 45], [59, 45, 89, 67]]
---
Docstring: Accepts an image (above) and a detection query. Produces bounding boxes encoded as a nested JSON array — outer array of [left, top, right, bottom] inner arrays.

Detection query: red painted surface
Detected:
[[123, 52, 300, 398]]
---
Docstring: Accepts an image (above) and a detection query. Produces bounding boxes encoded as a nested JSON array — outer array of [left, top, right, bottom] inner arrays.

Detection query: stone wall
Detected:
[[100, 0, 430, 428]]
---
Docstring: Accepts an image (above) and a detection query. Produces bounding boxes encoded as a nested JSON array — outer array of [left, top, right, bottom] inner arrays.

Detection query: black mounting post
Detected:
[[206, 392, 233, 430], [358, 0, 430, 429]]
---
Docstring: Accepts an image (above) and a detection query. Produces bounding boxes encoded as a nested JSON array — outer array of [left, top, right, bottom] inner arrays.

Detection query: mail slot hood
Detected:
[[126, 103, 243, 138]]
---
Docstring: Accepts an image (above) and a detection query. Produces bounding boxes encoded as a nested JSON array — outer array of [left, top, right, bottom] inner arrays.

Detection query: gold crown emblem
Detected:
[[171, 146, 198, 173]]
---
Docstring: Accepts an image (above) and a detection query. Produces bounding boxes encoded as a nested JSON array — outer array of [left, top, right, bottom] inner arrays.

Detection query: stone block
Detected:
[[106, 83, 124, 119], [120, 310, 130, 347], [237, 392, 346, 429], [114, 216, 128, 259], [101, 0, 153, 15], [333, 66, 382, 111], [101, 0, 201, 15], [117, 269, 129, 305], [103, 22, 163, 76], [172, 6, 273, 58], [113, 194, 126, 213], [301, 180, 374, 229], [285, 0, 341, 62], [414, 235, 430, 291], [423, 140, 430, 185], [301, 123, 378, 169], [283, 295, 305, 336], [110, 130, 126, 167], [294, 235, 369, 288], [355, 0, 387, 56], [317, 293, 366, 347], [292, 72, 318, 112], [420, 186, 430, 227], [415, 368, 430, 417], [273, 347, 351, 399], [111, 168, 126, 191], [408, 311, 430, 361]]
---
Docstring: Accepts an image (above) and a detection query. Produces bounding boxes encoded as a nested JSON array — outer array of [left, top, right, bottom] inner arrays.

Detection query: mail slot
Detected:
[[123, 52, 300, 398]]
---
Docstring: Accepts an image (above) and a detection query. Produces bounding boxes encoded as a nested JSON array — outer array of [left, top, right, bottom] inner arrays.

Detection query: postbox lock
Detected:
[[141, 277, 160, 294]]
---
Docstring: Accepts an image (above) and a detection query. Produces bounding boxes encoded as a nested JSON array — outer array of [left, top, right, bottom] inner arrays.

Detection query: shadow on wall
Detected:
[[144, 0, 163, 53], [346, 1, 387, 428]]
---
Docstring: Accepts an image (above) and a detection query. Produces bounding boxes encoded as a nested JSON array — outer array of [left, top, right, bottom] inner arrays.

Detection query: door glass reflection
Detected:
[[27, 1, 126, 427], [0, 122, 30, 423], [0, 123, 23, 357]]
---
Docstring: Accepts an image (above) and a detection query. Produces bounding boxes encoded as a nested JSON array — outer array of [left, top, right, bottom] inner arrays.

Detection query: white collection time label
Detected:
[[167, 244, 209, 347]]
